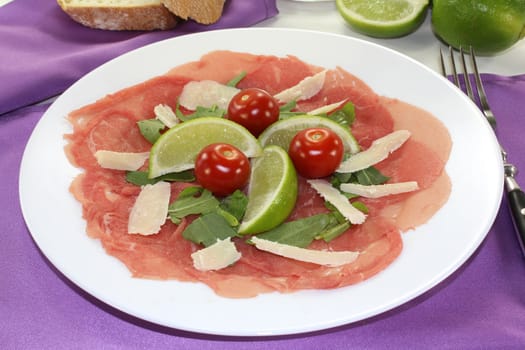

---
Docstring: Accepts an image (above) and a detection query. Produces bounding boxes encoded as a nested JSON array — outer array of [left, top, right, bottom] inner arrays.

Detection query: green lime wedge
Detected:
[[258, 115, 359, 154], [149, 117, 263, 178], [336, 0, 429, 38], [238, 146, 298, 235]]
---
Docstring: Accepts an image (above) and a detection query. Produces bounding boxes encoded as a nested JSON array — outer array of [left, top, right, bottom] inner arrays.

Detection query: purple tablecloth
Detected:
[[2, 1, 525, 349]]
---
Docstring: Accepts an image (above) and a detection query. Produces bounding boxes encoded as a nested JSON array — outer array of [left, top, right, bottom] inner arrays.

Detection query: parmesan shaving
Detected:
[[337, 130, 411, 173], [307, 99, 347, 115], [340, 181, 419, 198], [251, 237, 358, 267], [94, 150, 149, 171], [178, 80, 240, 110], [307, 179, 366, 225], [274, 70, 327, 103], [191, 238, 242, 271], [128, 181, 171, 235], [154, 104, 179, 128]]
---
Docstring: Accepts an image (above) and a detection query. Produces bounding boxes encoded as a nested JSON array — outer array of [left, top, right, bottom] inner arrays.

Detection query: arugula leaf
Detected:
[[226, 71, 247, 87], [215, 207, 241, 227], [137, 119, 166, 144], [219, 190, 248, 221], [277, 100, 305, 119], [316, 221, 351, 243], [351, 201, 369, 214], [327, 101, 356, 127], [331, 172, 353, 189], [279, 100, 297, 113], [331, 166, 389, 189], [254, 214, 336, 248], [126, 170, 195, 186], [324, 201, 347, 224], [354, 167, 389, 185], [175, 103, 226, 122], [168, 187, 219, 224], [182, 212, 238, 247]]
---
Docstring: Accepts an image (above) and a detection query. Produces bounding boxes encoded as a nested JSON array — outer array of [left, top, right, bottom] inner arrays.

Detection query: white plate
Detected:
[[19, 28, 503, 336]]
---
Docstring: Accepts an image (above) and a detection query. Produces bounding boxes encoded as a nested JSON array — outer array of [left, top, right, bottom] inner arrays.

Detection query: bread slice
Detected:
[[57, 0, 178, 31], [161, 0, 226, 25]]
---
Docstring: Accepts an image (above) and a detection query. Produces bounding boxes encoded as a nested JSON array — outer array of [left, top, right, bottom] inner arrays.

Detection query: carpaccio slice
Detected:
[[64, 50, 452, 298]]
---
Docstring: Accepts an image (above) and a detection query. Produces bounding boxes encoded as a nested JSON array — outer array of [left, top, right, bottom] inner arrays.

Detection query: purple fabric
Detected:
[[3, 72, 525, 348], [0, 0, 278, 115]]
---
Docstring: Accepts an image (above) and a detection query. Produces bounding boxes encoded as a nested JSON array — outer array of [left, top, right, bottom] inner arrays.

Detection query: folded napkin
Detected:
[[0, 0, 278, 115], [2, 74, 525, 348]]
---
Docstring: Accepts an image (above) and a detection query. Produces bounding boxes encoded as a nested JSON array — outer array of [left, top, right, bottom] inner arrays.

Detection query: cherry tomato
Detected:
[[194, 143, 251, 196], [288, 128, 344, 178], [227, 88, 280, 137]]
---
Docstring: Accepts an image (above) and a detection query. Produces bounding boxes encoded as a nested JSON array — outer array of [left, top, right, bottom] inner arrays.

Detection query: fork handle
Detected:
[[507, 187, 525, 256]]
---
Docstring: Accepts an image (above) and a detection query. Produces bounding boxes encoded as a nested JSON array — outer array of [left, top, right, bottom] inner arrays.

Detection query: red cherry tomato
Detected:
[[227, 88, 280, 136], [288, 128, 344, 178], [194, 143, 251, 196]]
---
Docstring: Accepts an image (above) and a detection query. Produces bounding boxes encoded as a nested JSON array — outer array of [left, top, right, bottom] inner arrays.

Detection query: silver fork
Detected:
[[440, 46, 525, 256]]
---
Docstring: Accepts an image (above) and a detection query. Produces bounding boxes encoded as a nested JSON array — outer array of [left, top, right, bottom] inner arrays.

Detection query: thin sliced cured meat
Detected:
[[65, 50, 451, 298]]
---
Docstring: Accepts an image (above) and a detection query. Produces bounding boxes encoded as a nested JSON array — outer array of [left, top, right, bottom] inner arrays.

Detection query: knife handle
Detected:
[[507, 188, 525, 256]]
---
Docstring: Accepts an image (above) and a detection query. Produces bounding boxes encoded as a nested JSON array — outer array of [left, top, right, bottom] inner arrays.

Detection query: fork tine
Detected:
[[468, 46, 498, 129], [439, 48, 446, 77], [459, 47, 475, 101], [447, 46, 460, 87], [469, 46, 490, 110]]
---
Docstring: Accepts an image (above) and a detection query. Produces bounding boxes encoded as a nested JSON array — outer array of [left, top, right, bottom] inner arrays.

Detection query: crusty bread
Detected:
[[57, 0, 178, 31], [161, 0, 226, 25]]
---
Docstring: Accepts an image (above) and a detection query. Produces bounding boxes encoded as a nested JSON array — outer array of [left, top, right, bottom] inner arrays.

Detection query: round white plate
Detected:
[[19, 28, 503, 336]]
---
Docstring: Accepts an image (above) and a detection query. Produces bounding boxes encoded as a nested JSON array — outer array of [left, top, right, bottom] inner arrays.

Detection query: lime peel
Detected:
[[336, 0, 429, 38], [432, 0, 525, 55], [238, 146, 298, 235]]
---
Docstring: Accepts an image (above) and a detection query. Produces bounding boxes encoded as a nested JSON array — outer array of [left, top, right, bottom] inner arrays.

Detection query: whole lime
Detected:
[[432, 0, 525, 55]]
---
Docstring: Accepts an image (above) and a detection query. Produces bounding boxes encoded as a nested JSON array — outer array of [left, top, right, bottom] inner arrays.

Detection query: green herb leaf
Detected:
[[327, 101, 356, 127], [220, 190, 248, 221], [182, 212, 238, 247], [331, 166, 389, 189], [316, 221, 351, 243], [168, 187, 219, 224], [324, 201, 347, 223], [279, 100, 297, 112], [278, 100, 306, 119], [137, 119, 165, 144], [351, 201, 369, 214], [254, 213, 335, 248], [226, 71, 247, 87], [355, 167, 389, 185], [126, 170, 195, 186], [175, 103, 226, 122], [215, 207, 241, 227], [331, 172, 353, 189]]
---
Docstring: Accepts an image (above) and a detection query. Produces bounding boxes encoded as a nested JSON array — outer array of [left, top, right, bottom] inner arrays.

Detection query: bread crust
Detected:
[[161, 0, 226, 25], [57, 1, 178, 31]]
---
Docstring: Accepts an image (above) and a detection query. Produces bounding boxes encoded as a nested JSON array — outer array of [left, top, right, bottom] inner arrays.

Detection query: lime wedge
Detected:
[[258, 115, 359, 154], [238, 146, 298, 235], [336, 0, 429, 38], [149, 117, 263, 178]]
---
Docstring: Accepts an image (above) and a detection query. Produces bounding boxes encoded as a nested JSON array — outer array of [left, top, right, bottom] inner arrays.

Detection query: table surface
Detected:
[[2, 0, 523, 75], [256, 0, 525, 76]]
